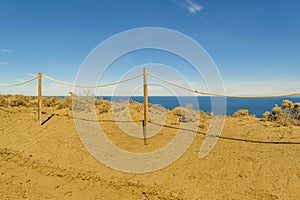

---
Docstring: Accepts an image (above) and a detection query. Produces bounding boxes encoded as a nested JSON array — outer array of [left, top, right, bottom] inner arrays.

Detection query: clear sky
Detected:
[[0, 0, 300, 96]]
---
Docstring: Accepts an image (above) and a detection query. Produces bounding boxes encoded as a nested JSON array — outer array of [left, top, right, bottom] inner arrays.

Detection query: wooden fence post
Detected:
[[142, 120, 147, 145], [38, 72, 42, 125], [143, 68, 149, 145]]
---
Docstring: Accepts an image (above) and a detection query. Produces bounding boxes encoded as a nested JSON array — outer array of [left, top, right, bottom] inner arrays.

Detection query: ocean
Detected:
[[99, 96, 300, 118]]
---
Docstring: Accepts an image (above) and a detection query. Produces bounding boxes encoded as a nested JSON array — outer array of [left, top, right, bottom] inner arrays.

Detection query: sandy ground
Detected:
[[0, 104, 300, 200]]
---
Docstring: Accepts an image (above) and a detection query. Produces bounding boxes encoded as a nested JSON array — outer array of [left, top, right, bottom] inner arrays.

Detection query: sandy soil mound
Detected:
[[0, 97, 300, 199]]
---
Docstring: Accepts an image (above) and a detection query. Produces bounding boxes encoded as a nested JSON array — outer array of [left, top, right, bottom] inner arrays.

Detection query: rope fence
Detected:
[[147, 72, 300, 98], [1, 70, 299, 97], [0, 76, 38, 87], [147, 72, 196, 93], [0, 69, 300, 126], [43, 73, 143, 88], [0, 72, 143, 125]]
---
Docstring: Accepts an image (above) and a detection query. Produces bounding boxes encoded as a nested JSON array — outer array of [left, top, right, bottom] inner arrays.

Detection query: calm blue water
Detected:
[[99, 96, 300, 118]]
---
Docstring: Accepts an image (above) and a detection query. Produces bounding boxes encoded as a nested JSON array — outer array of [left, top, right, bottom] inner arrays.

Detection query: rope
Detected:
[[150, 121, 300, 145], [147, 72, 196, 93], [43, 73, 143, 88], [0, 76, 38, 87], [148, 72, 300, 98], [1, 71, 299, 98], [194, 91, 300, 98]]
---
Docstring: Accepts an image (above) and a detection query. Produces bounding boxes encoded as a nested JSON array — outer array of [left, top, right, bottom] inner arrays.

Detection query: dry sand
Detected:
[[0, 99, 300, 199]]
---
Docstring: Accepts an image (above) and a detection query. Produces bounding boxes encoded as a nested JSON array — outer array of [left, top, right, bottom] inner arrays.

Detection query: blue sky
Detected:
[[0, 0, 300, 96]]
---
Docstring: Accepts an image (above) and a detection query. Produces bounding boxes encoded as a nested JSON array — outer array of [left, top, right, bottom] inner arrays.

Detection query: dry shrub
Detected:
[[265, 100, 300, 126], [48, 94, 111, 113], [0, 94, 108, 112], [53, 92, 102, 111], [270, 104, 283, 122], [272, 104, 283, 114], [263, 111, 271, 120], [149, 104, 166, 124], [70, 92, 96, 112], [294, 102, 300, 110], [0, 94, 8, 107], [95, 98, 111, 114], [111, 101, 130, 120], [233, 109, 249, 117], [282, 100, 293, 110], [150, 104, 165, 114], [0, 94, 37, 107], [112, 101, 127, 113], [199, 110, 209, 119], [43, 96, 61, 107], [56, 97, 72, 110], [293, 103, 300, 120], [172, 104, 199, 122], [130, 101, 143, 113], [172, 107, 182, 116], [8, 95, 36, 107]]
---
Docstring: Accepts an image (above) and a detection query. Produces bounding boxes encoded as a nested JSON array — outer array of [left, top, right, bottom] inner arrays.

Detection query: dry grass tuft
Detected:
[[56, 96, 72, 110], [172, 104, 199, 122], [233, 109, 249, 117], [272, 104, 283, 115], [0, 94, 8, 107], [282, 100, 294, 110], [263, 111, 271, 120], [172, 107, 182, 116], [95, 98, 111, 114]]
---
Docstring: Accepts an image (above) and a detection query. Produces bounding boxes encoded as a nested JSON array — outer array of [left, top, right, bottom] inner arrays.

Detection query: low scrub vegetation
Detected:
[[0, 94, 36, 107], [233, 109, 249, 117], [263, 99, 300, 126], [172, 104, 200, 122]]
